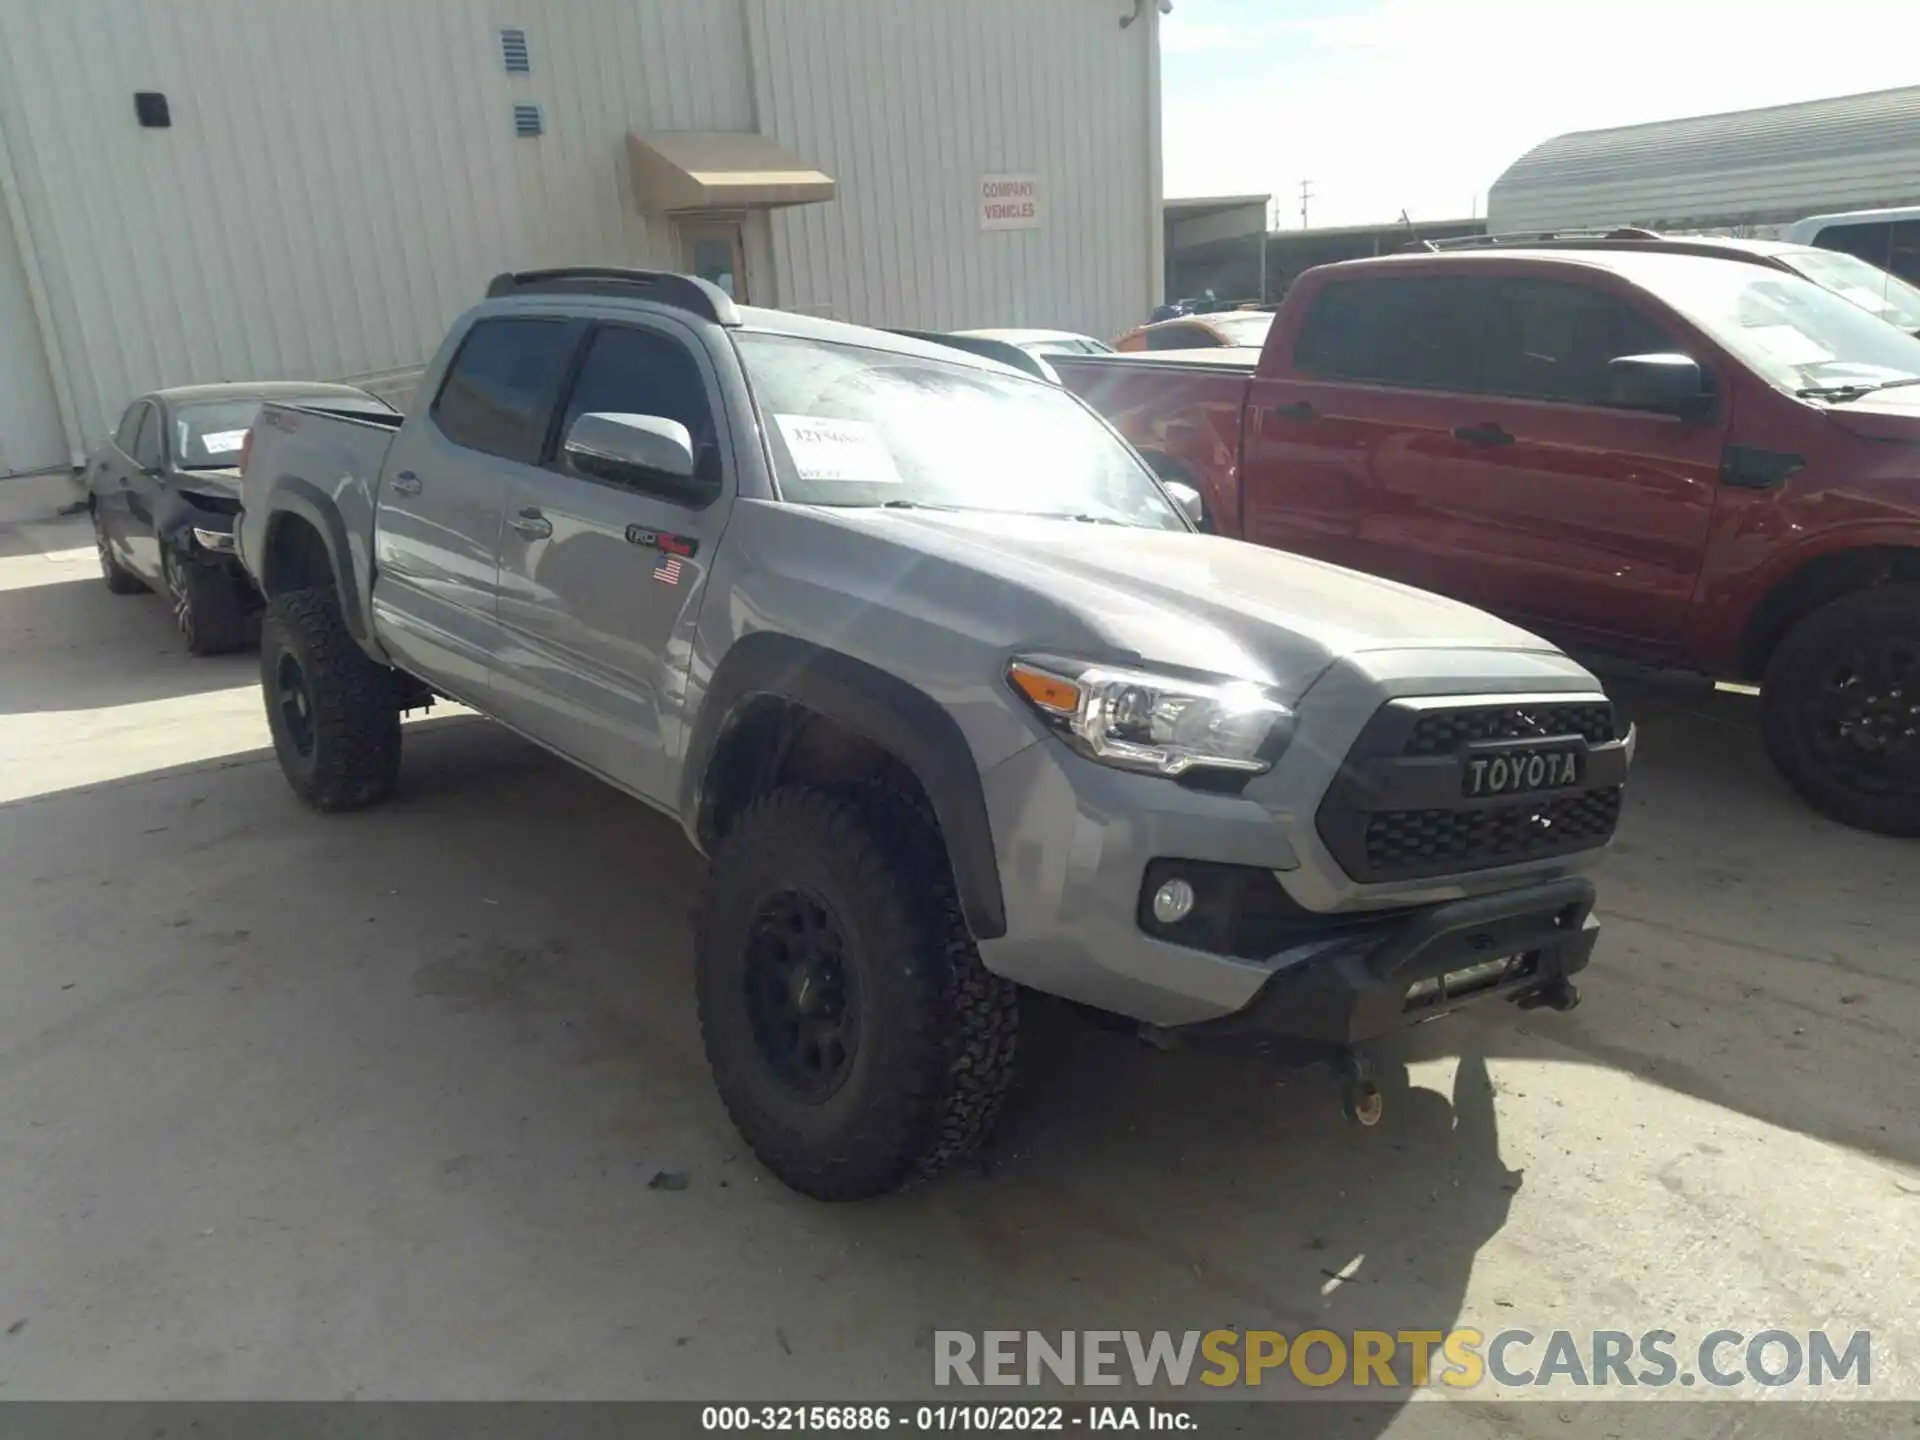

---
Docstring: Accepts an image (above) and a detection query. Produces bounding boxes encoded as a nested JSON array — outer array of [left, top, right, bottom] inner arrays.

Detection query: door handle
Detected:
[[1270, 400, 1318, 422], [390, 471, 423, 496], [510, 508, 553, 540], [1452, 422, 1515, 447]]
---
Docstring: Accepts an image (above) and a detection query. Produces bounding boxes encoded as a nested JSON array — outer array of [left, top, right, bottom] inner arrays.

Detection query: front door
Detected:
[[1409, 276, 1723, 646], [372, 314, 582, 701], [492, 317, 734, 805], [675, 218, 748, 302]]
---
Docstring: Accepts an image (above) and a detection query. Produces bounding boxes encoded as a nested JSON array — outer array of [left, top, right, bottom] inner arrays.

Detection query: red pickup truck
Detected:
[[1055, 241, 1920, 835]]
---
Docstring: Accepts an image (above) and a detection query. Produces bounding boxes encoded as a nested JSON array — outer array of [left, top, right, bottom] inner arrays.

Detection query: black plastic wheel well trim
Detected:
[[682, 632, 1008, 941]]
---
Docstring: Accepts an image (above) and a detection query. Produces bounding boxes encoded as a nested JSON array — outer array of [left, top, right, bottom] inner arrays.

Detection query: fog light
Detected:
[[191, 526, 235, 553], [1151, 877, 1197, 924]]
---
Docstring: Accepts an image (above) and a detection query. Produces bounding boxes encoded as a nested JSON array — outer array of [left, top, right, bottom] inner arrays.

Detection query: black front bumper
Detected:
[[1187, 876, 1597, 1051]]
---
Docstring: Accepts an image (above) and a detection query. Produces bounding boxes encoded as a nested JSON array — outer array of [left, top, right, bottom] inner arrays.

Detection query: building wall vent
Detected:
[[501, 28, 531, 73], [512, 103, 543, 137]]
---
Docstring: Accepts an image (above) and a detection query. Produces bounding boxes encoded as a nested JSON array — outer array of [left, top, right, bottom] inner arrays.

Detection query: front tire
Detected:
[[260, 587, 402, 812], [1762, 584, 1920, 836], [163, 546, 250, 656], [696, 786, 1019, 1200], [93, 505, 145, 595]]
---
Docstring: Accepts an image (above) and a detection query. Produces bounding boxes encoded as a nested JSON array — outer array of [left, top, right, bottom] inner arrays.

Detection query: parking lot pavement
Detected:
[[2, 515, 1917, 1423]]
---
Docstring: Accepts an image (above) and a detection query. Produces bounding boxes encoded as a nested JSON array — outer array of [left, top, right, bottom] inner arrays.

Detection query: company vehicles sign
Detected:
[[980, 174, 1041, 231]]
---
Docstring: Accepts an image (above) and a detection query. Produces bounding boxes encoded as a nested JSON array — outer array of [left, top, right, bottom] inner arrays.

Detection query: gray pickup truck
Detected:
[[236, 268, 1632, 1201]]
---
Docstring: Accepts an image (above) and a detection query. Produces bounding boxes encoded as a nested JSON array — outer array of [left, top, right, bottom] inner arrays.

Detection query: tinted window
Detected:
[[431, 318, 578, 463], [1814, 221, 1893, 269], [1294, 276, 1492, 389], [556, 325, 721, 488], [1146, 324, 1213, 351], [114, 403, 145, 454], [132, 405, 164, 469], [1891, 222, 1920, 290], [1481, 279, 1684, 406]]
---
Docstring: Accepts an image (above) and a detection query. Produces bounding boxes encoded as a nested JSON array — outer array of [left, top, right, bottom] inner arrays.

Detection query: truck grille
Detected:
[[1404, 701, 1616, 755], [1365, 787, 1624, 875], [1315, 696, 1630, 885]]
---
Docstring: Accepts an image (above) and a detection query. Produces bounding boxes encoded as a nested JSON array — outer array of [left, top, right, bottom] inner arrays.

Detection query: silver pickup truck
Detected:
[[236, 268, 1632, 1200]]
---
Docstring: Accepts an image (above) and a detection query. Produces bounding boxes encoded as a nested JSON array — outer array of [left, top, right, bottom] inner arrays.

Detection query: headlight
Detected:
[[1007, 657, 1292, 777]]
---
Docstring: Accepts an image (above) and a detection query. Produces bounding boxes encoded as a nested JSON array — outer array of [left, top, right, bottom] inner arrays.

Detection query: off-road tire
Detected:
[[696, 785, 1019, 1200], [260, 587, 402, 812], [164, 546, 251, 656], [93, 505, 145, 595], [1762, 584, 1920, 836]]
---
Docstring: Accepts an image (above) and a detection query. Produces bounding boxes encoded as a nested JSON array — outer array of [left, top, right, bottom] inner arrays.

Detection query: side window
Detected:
[[555, 324, 721, 488], [1293, 276, 1493, 389], [132, 405, 164, 469], [1890, 221, 1920, 289], [114, 402, 146, 454], [430, 318, 579, 463], [1481, 279, 1686, 408], [1814, 221, 1893, 270], [1146, 324, 1210, 351]]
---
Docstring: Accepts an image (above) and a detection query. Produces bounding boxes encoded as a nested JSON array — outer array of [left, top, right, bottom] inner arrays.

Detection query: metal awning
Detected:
[[626, 130, 835, 212]]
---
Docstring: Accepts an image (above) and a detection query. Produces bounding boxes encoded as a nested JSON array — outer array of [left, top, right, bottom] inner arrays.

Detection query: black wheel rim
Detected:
[[276, 652, 316, 758], [165, 552, 194, 644], [1805, 635, 1920, 796], [743, 890, 858, 1101]]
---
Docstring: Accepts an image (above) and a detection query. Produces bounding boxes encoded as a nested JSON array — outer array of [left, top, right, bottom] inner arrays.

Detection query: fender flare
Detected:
[[681, 632, 1008, 940], [257, 478, 373, 647]]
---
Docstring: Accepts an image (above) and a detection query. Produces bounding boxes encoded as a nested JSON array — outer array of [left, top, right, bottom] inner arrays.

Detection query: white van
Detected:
[[1782, 206, 1920, 289]]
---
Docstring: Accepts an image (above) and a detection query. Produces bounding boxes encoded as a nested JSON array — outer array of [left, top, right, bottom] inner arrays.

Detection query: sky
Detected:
[[1160, 0, 1920, 229]]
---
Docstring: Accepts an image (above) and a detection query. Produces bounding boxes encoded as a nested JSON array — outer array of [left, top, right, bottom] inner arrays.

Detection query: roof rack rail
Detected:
[[484, 267, 742, 325], [1397, 227, 1664, 253]]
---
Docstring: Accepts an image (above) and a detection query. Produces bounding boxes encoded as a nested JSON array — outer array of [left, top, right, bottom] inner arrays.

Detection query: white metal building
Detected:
[[1488, 84, 1920, 238], [0, 0, 1164, 480]]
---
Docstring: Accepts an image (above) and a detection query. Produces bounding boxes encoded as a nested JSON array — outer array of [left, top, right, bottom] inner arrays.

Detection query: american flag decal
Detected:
[[653, 554, 684, 586]]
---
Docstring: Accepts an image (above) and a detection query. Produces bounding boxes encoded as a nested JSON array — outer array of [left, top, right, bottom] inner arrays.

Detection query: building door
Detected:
[[675, 218, 748, 302], [0, 204, 65, 477]]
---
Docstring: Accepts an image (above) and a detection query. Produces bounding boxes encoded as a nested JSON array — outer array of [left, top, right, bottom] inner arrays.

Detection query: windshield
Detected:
[[1024, 337, 1113, 356], [172, 402, 268, 468], [737, 333, 1187, 529], [173, 395, 392, 468], [1776, 249, 1920, 332], [1208, 313, 1273, 347], [1640, 261, 1920, 395]]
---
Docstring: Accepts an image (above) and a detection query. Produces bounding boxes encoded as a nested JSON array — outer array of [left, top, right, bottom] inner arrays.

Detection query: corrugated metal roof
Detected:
[[1495, 85, 1920, 194]]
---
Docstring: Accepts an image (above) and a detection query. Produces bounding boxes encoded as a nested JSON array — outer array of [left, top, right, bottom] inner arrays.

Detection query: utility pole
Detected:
[[1299, 179, 1315, 230]]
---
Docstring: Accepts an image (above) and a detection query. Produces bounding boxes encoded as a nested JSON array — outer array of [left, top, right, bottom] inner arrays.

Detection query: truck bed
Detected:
[[235, 403, 401, 608]]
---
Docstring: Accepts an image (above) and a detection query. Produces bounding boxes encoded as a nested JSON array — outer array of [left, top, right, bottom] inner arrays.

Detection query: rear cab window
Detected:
[[1292, 274, 1495, 389], [430, 317, 580, 463]]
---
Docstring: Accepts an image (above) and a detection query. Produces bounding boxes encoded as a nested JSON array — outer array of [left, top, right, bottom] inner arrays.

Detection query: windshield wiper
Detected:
[[1797, 377, 1920, 403]]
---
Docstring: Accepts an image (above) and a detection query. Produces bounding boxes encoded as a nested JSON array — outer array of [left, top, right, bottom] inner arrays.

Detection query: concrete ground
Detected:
[[1, 516, 1916, 1429]]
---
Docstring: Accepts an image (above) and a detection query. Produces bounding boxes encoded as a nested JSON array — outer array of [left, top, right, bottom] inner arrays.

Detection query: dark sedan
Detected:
[[87, 383, 396, 654]]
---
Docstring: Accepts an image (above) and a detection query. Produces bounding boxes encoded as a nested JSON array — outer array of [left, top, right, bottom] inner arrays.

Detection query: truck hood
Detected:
[[1826, 384, 1920, 442], [808, 506, 1558, 701]]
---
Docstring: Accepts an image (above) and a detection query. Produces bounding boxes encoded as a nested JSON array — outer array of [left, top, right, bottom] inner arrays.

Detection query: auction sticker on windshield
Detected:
[[774, 414, 900, 484], [199, 429, 250, 454]]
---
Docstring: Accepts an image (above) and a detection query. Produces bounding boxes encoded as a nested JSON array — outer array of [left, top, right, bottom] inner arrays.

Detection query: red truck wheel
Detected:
[[1762, 584, 1920, 836]]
